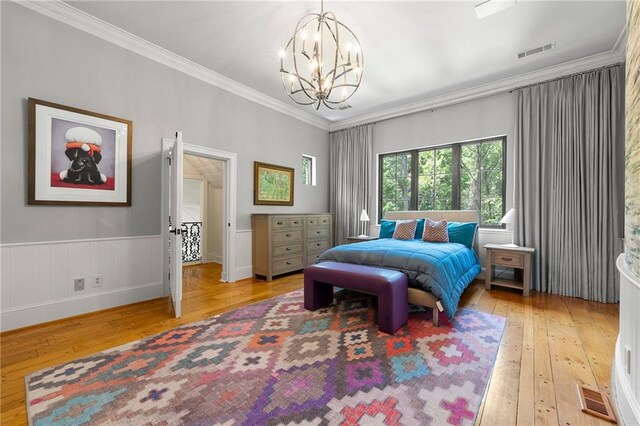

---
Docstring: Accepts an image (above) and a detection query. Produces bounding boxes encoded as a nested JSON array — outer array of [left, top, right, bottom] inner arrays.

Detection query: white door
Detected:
[[169, 131, 183, 318]]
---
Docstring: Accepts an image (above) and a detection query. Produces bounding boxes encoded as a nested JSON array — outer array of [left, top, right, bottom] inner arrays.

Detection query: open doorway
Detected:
[[182, 155, 225, 273], [162, 136, 238, 318]]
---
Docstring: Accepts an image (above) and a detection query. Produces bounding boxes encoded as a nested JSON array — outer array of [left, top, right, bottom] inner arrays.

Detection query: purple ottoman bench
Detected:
[[304, 261, 408, 334]]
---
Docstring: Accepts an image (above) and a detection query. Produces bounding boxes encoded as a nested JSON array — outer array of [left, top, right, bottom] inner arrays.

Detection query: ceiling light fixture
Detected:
[[279, 0, 363, 110], [475, 0, 516, 20]]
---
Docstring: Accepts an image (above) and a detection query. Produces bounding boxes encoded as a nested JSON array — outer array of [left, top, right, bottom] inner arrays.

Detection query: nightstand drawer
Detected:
[[492, 251, 524, 268]]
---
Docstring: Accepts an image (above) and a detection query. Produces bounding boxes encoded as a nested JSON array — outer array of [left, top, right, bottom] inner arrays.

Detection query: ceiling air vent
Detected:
[[338, 104, 352, 110], [516, 42, 555, 60]]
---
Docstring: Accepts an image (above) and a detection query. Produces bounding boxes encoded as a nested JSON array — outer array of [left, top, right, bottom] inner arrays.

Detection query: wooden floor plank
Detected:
[[479, 291, 523, 425], [0, 264, 620, 426]]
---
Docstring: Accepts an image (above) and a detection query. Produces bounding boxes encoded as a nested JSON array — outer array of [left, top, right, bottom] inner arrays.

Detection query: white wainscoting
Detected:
[[0, 235, 163, 331], [613, 254, 640, 425], [235, 230, 253, 280]]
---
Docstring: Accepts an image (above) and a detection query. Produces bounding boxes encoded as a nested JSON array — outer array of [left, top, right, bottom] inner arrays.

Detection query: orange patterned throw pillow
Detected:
[[422, 218, 449, 242], [392, 220, 418, 240]]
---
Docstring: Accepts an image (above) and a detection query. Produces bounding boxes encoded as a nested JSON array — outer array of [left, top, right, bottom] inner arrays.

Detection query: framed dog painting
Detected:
[[28, 98, 132, 206]]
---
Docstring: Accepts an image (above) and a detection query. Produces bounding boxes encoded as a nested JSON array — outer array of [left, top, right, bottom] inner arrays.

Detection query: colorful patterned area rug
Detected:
[[26, 290, 505, 425]]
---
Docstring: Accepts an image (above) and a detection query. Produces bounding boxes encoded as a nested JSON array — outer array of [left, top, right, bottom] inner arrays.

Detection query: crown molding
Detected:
[[614, 25, 627, 55], [329, 47, 625, 132], [14, 0, 331, 131]]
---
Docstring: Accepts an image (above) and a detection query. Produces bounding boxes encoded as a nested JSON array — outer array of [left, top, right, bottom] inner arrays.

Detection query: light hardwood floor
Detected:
[[0, 263, 619, 425]]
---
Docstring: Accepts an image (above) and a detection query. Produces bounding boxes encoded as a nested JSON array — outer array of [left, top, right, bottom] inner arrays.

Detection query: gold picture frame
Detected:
[[254, 161, 294, 206]]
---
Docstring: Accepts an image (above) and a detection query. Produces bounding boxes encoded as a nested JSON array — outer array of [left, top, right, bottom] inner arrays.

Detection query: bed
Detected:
[[315, 210, 481, 324]]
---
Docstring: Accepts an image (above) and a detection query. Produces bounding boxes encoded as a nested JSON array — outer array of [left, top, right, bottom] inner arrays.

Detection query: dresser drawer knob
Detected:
[[286, 247, 291, 251], [286, 261, 292, 265], [316, 243, 321, 246], [277, 221, 283, 225], [316, 231, 321, 234], [286, 233, 291, 237], [502, 257, 513, 262]]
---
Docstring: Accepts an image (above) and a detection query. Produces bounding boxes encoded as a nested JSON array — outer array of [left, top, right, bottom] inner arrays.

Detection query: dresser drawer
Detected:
[[288, 217, 304, 227], [272, 255, 304, 273], [307, 253, 322, 265], [271, 217, 289, 229], [307, 239, 331, 253], [306, 216, 331, 227], [272, 243, 303, 258], [272, 229, 303, 244], [307, 227, 330, 239], [492, 251, 524, 268]]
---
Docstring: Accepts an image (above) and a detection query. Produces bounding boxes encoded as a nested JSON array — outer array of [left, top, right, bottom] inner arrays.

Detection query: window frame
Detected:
[[377, 136, 507, 227]]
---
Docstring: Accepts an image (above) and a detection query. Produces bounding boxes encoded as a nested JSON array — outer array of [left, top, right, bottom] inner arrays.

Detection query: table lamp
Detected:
[[501, 208, 517, 247], [359, 209, 370, 238]]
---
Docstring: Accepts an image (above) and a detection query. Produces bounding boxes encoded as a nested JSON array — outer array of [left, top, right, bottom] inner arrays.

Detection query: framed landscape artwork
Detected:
[[28, 98, 132, 206], [254, 161, 294, 206]]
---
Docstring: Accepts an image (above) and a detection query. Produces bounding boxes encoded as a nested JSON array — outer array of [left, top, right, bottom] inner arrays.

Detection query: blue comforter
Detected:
[[316, 239, 481, 318]]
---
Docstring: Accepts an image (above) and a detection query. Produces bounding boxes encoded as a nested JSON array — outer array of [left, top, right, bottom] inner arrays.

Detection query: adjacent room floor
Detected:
[[0, 265, 619, 425]]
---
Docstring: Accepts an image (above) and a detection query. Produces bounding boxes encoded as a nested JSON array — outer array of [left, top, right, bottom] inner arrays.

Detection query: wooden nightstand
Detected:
[[484, 244, 535, 296], [346, 236, 379, 244]]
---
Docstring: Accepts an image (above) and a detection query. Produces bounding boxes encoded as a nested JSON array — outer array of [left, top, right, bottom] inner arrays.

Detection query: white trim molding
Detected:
[[14, 0, 330, 131]]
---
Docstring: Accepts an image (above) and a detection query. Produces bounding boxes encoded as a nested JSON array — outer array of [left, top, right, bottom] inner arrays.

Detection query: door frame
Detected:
[[161, 138, 237, 297]]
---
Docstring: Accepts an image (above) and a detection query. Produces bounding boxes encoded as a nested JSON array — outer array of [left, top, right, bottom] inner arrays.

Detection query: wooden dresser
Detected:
[[251, 213, 333, 281]]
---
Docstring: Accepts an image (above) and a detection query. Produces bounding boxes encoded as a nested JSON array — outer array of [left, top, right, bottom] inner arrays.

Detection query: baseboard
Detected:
[[0, 282, 163, 331], [236, 265, 253, 281], [612, 336, 640, 425]]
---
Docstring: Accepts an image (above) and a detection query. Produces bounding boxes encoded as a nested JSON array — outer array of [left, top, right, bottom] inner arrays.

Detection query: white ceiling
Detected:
[[67, 1, 626, 122], [184, 154, 224, 188]]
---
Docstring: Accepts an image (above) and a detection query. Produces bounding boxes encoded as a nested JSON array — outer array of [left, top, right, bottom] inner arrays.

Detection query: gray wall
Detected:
[[0, 2, 329, 244], [369, 92, 517, 222]]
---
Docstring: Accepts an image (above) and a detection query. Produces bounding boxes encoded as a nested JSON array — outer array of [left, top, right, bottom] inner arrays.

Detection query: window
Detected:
[[302, 155, 316, 186], [378, 137, 505, 226]]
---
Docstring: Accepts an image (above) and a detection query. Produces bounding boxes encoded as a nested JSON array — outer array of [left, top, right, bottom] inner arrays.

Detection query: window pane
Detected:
[[418, 148, 452, 212], [302, 157, 310, 185], [460, 144, 481, 211], [460, 140, 504, 225], [481, 197, 503, 225], [381, 153, 412, 219]]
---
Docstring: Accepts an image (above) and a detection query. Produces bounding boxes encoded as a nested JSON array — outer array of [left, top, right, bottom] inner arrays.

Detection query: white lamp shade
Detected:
[[500, 208, 516, 224], [360, 209, 370, 222]]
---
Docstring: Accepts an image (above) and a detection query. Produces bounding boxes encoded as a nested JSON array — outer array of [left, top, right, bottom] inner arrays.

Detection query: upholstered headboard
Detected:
[[383, 210, 480, 252]]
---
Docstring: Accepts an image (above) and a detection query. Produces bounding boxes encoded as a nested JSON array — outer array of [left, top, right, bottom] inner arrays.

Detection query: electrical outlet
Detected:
[[74, 278, 85, 291], [93, 275, 103, 288], [625, 345, 631, 374]]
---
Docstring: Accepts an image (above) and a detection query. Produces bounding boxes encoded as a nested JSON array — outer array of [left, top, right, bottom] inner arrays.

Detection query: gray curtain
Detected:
[[329, 124, 373, 245], [514, 66, 624, 302]]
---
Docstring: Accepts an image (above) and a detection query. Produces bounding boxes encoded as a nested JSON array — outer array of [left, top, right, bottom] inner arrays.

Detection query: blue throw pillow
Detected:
[[447, 222, 478, 249], [379, 220, 396, 238], [414, 218, 425, 239]]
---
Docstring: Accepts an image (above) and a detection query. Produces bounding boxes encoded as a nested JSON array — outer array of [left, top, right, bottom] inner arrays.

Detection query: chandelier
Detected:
[[279, 0, 363, 110]]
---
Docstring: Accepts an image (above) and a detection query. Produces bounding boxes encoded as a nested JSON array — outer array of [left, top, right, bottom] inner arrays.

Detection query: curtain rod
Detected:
[[509, 62, 622, 93]]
